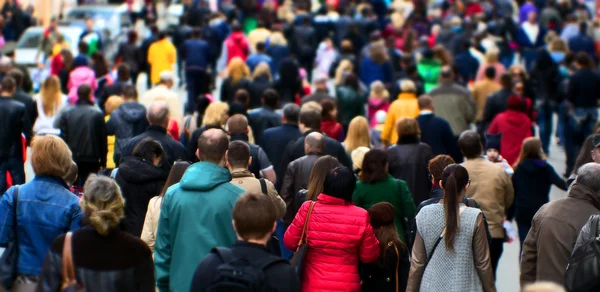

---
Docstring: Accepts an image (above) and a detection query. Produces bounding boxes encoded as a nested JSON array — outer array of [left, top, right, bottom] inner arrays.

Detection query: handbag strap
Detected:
[[393, 243, 400, 292], [296, 201, 316, 250], [61, 232, 76, 289], [424, 207, 468, 269]]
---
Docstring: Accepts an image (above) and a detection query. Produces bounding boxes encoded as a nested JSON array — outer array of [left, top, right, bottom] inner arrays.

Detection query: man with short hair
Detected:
[[472, 66, 501, 122], [281, 132, 325, 224], [245, 42, 272, 72], [521, 163, 600, 286], [106, 85, 149, 166], [141, 71, 182, 121], [155, 129, 245, 292], [189, 192, 300, 292], [568, 22, 595, 58], [227, 114, 276, 184], [226, 141, 286, 218], [459, 130, 513, 278], [121, 100, 188, 173], [0, 76, 31, 192], [8, 69, 36, 134], [415, 95, 457, 159], [56, 84, 106, 187], [248, 89, 282, 145], [100, 63, 131, 111], [300, 75, 333, 105], [429, 66, 476, 136]]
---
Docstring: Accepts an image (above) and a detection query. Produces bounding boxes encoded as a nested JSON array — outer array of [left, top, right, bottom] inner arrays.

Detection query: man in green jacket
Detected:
[[154, 129, 245, 292]]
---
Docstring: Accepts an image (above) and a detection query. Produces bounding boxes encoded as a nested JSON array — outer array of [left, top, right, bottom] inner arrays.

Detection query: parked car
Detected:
[[15, 26, 83, 67]]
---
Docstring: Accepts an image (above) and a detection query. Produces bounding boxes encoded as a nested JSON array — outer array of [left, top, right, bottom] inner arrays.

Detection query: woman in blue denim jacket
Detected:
[[0, 135, 82, 289]]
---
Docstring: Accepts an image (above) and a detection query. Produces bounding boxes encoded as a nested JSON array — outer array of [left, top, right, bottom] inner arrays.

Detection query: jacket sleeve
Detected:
[[501, 170, 514, 210], [168, 44, 177, 65], [0, 187, 15, 245], [267, 180, 286, 220], [21, 106, 32, 145], [407, 231, 426, 292], [36, 250, 62, 292], [480, 96, 495, 131], [398, 180, 416, 220], [69, 202, 83, 231], [96, 113, 108, 168], [520, 207, 541, 286], [549, 165, 568, 191], [141, 199, 157, 252], [280, 163, 296, 222], [135, 254, 156, 292], [465, 92, 477, 124], [283, 201, 309, 252], [472, 214, 496, 292], [154, 192, 173, 292], [381, 103, 396, 144], [337, 145, 352, 169], [359, 217, 380, 263]]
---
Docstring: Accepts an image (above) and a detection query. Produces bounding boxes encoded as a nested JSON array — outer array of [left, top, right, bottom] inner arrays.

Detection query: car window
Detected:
[[66, 10, 113, 22], [17, 33, 41, 49]]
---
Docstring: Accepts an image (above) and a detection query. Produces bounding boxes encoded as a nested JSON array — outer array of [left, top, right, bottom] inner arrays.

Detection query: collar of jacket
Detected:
[[230, 133, 249, 142], [34, 175, 69, 189], [146, 125, 167, 134], [233, 240, 269, 250], [261, 105, 276, 112], [303, 129, 320, 137], [231, 169, 254, 178], [283, 123, 299, 130], [430, 185, 444, 200], [569, 183, 600, 210], [397, 135, 420, 145], [318, 193, 352, 205], [76, 99, 94, 106]]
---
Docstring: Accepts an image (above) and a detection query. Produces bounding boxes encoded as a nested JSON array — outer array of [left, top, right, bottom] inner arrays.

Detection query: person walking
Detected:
[[32, 76, 67, 135], [336, 73, 366, 130], [220, 58, 252, 104], [521, 163, 600, 286], [147, 32, 176, 86], [248, 63, 274, 109], [182, 29, 211, 114], [9, 70, 36, 135], [141, 71, 182, 123], [429, 67, 476, 137], [0, 135, 82, 290], [115, 30, 141, 85], [284, 166, 380, 292], [343, 116, 371, 155], [154, 129, 245, 292], [511, 138, 567, 249], [415, 96, 457, 159], [56, 85, 107, 187], [67, 53, 97, 105], [37, 175, 155, 291], [472, 67, 501, 123], [246, 42, 272, 73], [248, 89, 281, 145], [487, 95, 534, 165], [480, 73, 514, 134], [381, 79, 420, 146], [353, 149, 416, 243], [407, 164, 496, 292]]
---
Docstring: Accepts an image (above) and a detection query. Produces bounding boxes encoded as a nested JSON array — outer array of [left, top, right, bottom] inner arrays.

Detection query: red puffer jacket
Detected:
[[284, 194, 380, 292], [225, 32, 249, 64], [488, 109, 533, 165]]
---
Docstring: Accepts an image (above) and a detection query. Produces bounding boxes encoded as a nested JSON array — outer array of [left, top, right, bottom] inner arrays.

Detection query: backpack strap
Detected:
[[258, 257, 289, 271], [212, 247, 235, 263], [259, 178, 267, 196]]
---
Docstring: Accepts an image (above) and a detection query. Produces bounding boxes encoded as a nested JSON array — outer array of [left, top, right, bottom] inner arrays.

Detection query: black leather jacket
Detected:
[[280, 153, 322, 224], [56, 100, 107, 166], [0, 96, 31, 159]]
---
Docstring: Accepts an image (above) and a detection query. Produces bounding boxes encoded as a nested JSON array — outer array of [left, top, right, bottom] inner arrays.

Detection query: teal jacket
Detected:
[[154, 162, 245, 292], [353, 175, 416, 243]]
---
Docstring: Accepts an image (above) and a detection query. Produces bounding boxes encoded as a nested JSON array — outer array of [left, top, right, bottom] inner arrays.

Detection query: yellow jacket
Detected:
[[105, 115, 116, 169], [147, 39, 176, 85], [381, 93, 420, 145]]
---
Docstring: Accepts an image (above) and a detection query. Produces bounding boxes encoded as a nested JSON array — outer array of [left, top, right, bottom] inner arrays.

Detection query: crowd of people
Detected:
[[1, 0, 600, 291]]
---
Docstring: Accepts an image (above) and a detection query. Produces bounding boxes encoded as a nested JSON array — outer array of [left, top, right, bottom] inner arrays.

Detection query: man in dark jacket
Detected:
[[100, 64, 131, 112], [293, 17, 317, 81], [228, 114, 276, 184], [182, 29, 211, 114], [415, 95, 457, 160], [121, 100, 188, 174], [300, 75, 333, 105], [568, 22, 595, 59], [249, 89, 282, 145], [480, 73, 513, 133], [262, 104, 302, 189], [8, 69, 36, 135], [278, 109, 352, 190], [0, 76, 31, 192], [106, 85, 149, 166], [521, 163, 600, 287], [56, 85, 107, 187], [567, 52, 600, 140], [189, 192, 300, 292], [280, 132, 325, 225]]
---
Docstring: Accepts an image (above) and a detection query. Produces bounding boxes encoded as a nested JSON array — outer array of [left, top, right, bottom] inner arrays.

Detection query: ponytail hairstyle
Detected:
[[440, 164, 470, 251], [81, 175, 125, 236]]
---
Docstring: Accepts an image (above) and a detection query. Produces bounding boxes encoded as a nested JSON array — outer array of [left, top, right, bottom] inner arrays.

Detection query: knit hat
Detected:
[[368, 202, 396, 229], [351, 147, 370, 171], [485, 133, 502, 152]]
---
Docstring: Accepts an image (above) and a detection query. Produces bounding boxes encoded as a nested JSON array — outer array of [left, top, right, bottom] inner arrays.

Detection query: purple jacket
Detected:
[[68, 66, 97, 104]]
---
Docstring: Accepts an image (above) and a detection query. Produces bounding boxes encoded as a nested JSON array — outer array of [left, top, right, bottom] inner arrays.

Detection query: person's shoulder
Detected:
[[117, 230, 152, 259], [49, 233, 67, 254]]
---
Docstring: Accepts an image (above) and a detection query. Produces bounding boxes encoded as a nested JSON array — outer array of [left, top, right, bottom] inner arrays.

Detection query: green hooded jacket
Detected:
[[417, 58, 442, 93], [154, 162, 245, 292]]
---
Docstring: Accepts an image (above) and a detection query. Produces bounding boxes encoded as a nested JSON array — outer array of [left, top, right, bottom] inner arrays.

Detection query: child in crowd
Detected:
[[367, 81, 390, 128], [485, 133, 514, 176], [371, 110, 387, 147]]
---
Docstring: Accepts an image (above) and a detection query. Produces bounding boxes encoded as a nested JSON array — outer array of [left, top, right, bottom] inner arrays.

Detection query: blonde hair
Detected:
[[104, 95, 124, 115], [300, 101, 323, 114], [544, 30, 558, 45], [31, 135, 72, 179], [40, 76, 62, 117], [227, 57, 250, 84], [396, 117, 421, 139], [400, 79, 416, 93], [344, 116, 371, 153], [269, 31, 287, 46], [252, 62, 272, 81], [522, 282, 566, 292], [335, 59, 353, 85], [81, 175, 125, 236], [484, 48, 500, 63], [202, 101, 229, 127], [549, 38, 569, 53], [370, 81, 389, 100]]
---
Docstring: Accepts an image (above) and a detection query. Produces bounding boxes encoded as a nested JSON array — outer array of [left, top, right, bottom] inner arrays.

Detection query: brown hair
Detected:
[[232, 192, 277, 240], [39, 76, 63, 117], [369, 41, 389, 64], [306, 156, 340, 201], [344, 116, 371, 153], [360, 149, 388, 183], [428, 155, 456, 184], [31, 135, 73, 179], [440, 164, 470, 251], [433, 45, 453, 66], [227, 141, 250, 168], [160, 161, 190, 197], [514, 137, 546, 169], [252, 62, 272, 81], [396, 118, 421, 140]]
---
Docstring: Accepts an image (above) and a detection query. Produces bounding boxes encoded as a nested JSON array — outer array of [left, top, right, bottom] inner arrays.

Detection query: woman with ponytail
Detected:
[[38, 175, 155, 291], [407, 164, 496, 292]]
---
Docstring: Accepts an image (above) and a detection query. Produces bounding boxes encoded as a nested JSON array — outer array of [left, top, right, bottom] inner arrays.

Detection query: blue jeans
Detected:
[[537, 100, 554, 155], [573, 107, 599, 140], [277, 220, 293, 260], [0, 157, 25, 193], [517, 221, 531, 256], [562, 106, 597, 175]]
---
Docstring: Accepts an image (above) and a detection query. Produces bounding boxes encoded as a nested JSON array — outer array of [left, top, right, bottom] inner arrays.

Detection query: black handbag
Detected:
[[0, 186, 19, 289], [289, 201, 316, 279]]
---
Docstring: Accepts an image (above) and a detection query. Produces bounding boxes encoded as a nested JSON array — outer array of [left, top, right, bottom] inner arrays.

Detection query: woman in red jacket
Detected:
[[284, 166, 380, 292], [488, 95, 533, 165]]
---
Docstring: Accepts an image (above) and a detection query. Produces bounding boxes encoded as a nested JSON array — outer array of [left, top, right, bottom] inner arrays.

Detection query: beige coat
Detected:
[[229, 169, 286, 219], [462, 157, 514, 238], [472, 79, 501, 121], [141, 196, 162, 253]]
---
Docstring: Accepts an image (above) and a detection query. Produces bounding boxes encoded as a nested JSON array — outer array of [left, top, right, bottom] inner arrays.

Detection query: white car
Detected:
[[14, 26, 83, 67]]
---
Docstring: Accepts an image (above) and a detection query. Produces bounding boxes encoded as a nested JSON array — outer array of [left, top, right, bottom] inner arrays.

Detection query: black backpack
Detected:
[[565, 215, 600, 292], [206, 247, 287, 292]]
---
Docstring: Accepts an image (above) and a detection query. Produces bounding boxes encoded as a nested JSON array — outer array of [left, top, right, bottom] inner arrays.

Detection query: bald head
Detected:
[[147, 101, 170, 128], [305, 132, 325, 153], [576, 163, 600, 193], [227, 114, 249, 134], [197, 128, 229, 164]]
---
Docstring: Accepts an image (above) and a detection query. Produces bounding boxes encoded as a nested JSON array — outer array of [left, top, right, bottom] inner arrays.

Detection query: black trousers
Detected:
[[489, 237, 504, 280]]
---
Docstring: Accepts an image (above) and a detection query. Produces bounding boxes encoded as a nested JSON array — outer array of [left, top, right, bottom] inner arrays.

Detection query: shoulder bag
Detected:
[[289, 201, 316, 279], [0, 186, 19, 290]]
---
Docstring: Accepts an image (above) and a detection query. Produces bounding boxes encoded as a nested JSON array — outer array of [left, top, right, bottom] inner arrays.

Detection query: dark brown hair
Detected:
[[428, 155, 456, 184], [360, 149, 388, 183], [232, 192, 277, 240], [159, 161, 191, 197], [132, 137, 165, 165], [306, 156, 340, 201], [227, 141, 250, 168], [320, 99, 337, 122], [396, 118, 421, 140], [440, 164, 470, 251]]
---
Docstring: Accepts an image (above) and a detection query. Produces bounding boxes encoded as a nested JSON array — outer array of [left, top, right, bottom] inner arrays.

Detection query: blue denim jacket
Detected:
[[0, 176, 82, 275]]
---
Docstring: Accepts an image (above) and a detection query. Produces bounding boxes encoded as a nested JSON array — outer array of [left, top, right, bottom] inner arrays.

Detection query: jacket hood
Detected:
[[502, 110, 531, 127], [517, 159, 549, 173], [119, 102, 147, 123], [70, 67, 95, 83], [179, 162, 232, 191], [118, 157, 167, 183], [230, 32, 246, 43]]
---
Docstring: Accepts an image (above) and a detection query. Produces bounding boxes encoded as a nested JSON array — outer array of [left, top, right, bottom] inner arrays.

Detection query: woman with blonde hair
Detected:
[[187, 101, 229, 156], [367, 81, 390, 127], [334, 59, 354, 85], [381, 80, 419, 145], [476, 48, 506, 83], [0, 135, 82, 290], [33, 76, 68, 135], [344, 116, 371, 154], [220, 57, 251, 103], [38, 175, 155, 291], [248, 62, 274, 108], [511, 137, 567, 249]]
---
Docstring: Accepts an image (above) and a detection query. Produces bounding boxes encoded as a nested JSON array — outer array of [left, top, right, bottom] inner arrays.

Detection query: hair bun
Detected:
[[89, 210, 120, 236]]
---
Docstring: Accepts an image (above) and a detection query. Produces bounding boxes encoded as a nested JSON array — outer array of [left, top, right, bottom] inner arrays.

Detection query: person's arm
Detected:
[[36, 248, 63, 291], [520, 208, 541, 286], [480, 96, 496, 131], [0, 187, 16, 246], [21, 105, 32, 146], [141, 198, 158, 252], [283, 201, 309, 252], [258, 147, 276, 184], [106, 113, 116, 135], [406, 231, 426, 292], [465, 92, 477, 125], [189, 254, 221, 292], [502, 170, 514, 210], [266, 180, 286, 220], [398, 180, 417, 220], [135, 253, 156, 292], [154, 192, 172, 292], [168, 43, 177, 66], [69, 202, 83, 231], [359, 217, 381, 263], [472, 213, 496, 292], [549, 165, 568, 191], [381, 103, 396, 145], [280, 163, 297, 223], [97, 113, 108, 168]]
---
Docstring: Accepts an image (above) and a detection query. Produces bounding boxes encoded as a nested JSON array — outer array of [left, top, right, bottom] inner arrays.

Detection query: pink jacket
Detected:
[[67, 67, 97, 104], [284, 194, 380, 292], [367, 98, 390, 128]]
